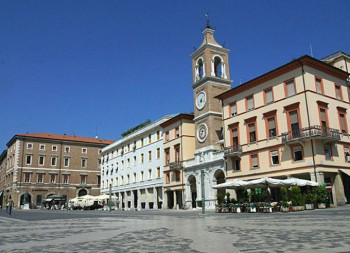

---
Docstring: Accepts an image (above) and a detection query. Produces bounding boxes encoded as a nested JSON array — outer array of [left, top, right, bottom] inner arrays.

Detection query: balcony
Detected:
[[169, 161, 183, 170], [281, 125, 340, 144], [224, 145, 243, 157]]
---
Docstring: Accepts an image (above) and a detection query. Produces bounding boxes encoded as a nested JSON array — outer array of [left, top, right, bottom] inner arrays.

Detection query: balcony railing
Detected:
[[281, 125, 340, 144], [169, 161, 183, 170], [224, 145, 243, 157]]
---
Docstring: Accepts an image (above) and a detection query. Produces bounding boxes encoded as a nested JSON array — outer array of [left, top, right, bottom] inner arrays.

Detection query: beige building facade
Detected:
[[160, 113, 195, 209], [1, 133, 112, 208], [217, 55, 350, 205]]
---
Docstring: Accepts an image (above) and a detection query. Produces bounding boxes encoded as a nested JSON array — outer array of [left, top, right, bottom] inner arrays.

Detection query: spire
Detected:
[[205, 12, 211, 29], [199, 13, 222, 48]]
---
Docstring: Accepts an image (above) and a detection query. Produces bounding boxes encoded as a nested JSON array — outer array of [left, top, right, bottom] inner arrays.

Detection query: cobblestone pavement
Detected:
[[1, 206, 350, 253]]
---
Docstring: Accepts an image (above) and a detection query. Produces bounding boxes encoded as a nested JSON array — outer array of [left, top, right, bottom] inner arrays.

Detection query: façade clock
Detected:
[[197, 123, 208, 143], [196, 91, 207, 110]]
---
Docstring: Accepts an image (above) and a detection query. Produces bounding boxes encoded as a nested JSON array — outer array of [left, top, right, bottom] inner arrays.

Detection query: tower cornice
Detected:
[[192, 76, 232, 89]]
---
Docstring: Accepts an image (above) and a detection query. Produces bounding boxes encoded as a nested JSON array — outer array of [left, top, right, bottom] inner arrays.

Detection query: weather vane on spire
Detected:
[[205, 12, 211, 28]]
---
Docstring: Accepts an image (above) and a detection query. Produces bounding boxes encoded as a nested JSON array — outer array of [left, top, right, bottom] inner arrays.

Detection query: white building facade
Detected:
[[100, 116, 172, 210]]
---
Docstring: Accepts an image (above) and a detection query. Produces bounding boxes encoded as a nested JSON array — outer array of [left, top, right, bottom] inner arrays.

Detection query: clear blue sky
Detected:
[[1, 0, 350, 149]]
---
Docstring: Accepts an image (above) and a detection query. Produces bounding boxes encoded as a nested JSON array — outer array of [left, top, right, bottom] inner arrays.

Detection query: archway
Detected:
[[20, 191, 32, 206], [78, 189, 88, 197], [214, 170, 226, 203], [188, 175, 197, 208]]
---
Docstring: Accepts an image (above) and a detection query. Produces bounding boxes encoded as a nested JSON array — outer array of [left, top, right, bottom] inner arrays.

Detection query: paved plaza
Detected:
[[1, 206, 350, 253]]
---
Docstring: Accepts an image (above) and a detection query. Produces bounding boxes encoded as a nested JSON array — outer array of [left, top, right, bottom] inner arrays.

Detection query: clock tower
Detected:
[[191, 19, 232, 153]]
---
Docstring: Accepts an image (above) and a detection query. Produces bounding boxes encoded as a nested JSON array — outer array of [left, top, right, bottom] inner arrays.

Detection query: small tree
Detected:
[[280, 186, 289, 207], [290, 186, 305, 206], [316, 184, 328, 204], [305, 191, 316, 204]]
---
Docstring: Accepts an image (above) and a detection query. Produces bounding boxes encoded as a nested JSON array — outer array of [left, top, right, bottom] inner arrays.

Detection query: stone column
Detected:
[[145, 188, 149, 209], [153, 187, 158, 209], [173, 190, 177, 209], [334, 172, 347, 206]]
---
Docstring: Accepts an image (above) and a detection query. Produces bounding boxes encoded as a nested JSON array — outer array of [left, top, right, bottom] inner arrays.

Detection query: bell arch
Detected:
[[211, 55, 226, 79]]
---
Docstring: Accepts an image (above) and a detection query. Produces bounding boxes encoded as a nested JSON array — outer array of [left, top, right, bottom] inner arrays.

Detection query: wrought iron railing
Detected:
[[169, 161, 183, 169], [281, 125, 340, 143], [224, 145, 243, 157]]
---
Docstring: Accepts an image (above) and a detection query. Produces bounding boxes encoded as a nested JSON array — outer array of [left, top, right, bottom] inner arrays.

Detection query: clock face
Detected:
[[196, 91, 206, 110], [197, 123, 208, 143]]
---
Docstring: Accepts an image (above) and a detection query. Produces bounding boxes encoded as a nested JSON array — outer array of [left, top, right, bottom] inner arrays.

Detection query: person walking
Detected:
[[6, 197, 14, 215]]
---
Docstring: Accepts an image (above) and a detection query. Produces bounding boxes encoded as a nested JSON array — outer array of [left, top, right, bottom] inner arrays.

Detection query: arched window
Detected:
[[198, 58, 204, 79], [214, 56, 223, 78]]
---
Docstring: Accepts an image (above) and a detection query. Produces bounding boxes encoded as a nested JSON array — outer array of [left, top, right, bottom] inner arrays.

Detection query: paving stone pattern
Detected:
[[1, 207, 350, 253]]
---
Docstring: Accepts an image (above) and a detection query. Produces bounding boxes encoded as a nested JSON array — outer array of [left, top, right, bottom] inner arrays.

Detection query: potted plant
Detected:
[[280, 186, 290, 212], [305, 192, 316, 210], [290, 186, 305, 211], [316, 184, 328, 209]]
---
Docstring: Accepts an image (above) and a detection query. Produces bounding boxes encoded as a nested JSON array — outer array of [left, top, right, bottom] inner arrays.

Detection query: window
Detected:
[[246, 96, 254, 111], [148, 151, 152, 161], [148, 134, 152, 144], [148, 169, 152, 180], [175, 145, 180, 162], [292, 146, 303, 161], [165, 149, 170, 165], [81, 158, 87, 168], [27, 143, 33, 149], [51, 157, 57, 166], [141, 153, 144, 163], [214, 56, 223, 78], [62, 175, 69, 184], [156, 148, 160, 159], [231, 127, 239, 146], [248, 123, 256, 142], [267, 117, 277, 138], [64, 157, 70, 167], [24, 173, 31, 183], [285, 80, 296, 97], [175, 127, 180, 138], [127, 174, 130, 184], [39, 144, 45, 150], [133, 173, 136, 183], [38, 156, 45, 166], [141, 138, 144, 146], [289, 110, 300, 137], [134, 156, 137, 166], [197, 58, 204, 79], [65, 146, 70, 153], [80, 175, 87, 184], [250, 154, 259, 168], [127, 158, 130, 167], [157, 131, 160, 140], [165, 172, 170, 184], [82, 148, 87, 154], [315, 78, 323, 94], [232, 158, 241, 171], [52, 145, 58, 151], [37, 174, 44, 183], [338, 108, 348, 134], [270, 150, 280, 165], [165, 132, 169, 142], [230, 102, 237, 116], [344, 146, 350, 162], [319, 108, 328, 129], [335, 84, 343, 100], [140, 171, 144, 181], [50, 174, 56, 184], [324, 143, 332, 160], [26, 155, 32, 165], [264, 88, 273, 104], [157, 167, 160, 178]]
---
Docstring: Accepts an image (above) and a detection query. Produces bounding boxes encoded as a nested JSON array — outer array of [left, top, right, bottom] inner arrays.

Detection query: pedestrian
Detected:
[[6, 197, 14, 215]]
